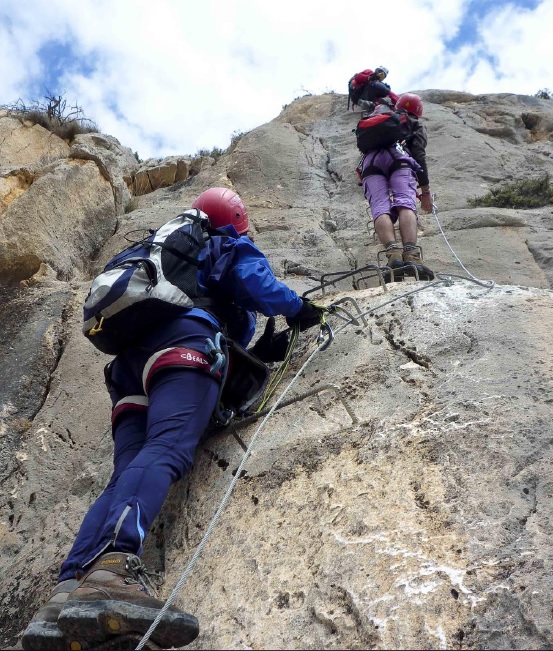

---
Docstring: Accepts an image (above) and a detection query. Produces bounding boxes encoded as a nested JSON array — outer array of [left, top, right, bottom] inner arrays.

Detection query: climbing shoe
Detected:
[[402, 246, 435, 281], [57, 552, 199, 650], [21, 578, 79, 650]]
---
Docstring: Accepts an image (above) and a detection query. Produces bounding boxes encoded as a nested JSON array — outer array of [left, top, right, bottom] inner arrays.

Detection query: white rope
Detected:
[[430, 195, 495, 289]]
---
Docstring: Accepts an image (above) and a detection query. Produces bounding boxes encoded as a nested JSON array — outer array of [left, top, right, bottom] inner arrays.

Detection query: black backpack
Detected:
[[354, 105, 409, 153]]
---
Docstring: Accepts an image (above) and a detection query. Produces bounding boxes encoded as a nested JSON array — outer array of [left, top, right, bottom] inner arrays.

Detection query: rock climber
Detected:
[[21, 187, 325, 650], [348, 66, 399, 111], [361, 93, 434, 280]]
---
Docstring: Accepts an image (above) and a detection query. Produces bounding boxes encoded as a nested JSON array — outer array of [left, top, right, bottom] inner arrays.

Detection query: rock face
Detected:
[[0, 91, 553, 650]]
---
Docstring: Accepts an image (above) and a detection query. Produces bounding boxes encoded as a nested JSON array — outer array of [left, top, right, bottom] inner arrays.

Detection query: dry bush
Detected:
[[2, 93, 99, 141]]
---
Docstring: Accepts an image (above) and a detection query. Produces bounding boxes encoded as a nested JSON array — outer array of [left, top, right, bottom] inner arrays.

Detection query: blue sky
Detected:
[[1, 0, 551, 160]]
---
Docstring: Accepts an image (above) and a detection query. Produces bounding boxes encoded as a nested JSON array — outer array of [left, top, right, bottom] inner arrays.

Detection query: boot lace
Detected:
[[124, 555, 164, 597]]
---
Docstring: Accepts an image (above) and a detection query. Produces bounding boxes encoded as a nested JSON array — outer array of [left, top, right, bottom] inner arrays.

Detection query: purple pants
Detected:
[[59, 317, 220, 581], [362, 148, 419, 222]]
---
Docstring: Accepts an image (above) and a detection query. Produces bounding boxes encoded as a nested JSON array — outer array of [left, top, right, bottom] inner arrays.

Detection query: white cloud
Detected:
[[0, 0, 550, 159], [477, 1, 553, 93]]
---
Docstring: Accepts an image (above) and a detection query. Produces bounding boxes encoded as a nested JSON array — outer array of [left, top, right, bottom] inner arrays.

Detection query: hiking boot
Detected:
[[58, 552, 199, 649], [402, 247, 435, 280], [380, 245, 405, 283], [381, 258, 406, 283], [21, 578, 79, 650]]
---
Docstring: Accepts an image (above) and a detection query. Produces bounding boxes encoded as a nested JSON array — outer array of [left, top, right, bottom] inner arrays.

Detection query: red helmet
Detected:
[[192, 187, 249, 234], [396, 93, 423, 117]]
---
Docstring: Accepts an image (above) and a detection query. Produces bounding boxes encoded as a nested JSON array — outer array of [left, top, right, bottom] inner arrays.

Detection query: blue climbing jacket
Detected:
[[179, 224, 303, 348]]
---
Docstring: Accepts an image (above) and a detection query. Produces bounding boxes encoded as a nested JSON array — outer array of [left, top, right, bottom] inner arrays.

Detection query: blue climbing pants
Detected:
[[59, 316, 221, 581]]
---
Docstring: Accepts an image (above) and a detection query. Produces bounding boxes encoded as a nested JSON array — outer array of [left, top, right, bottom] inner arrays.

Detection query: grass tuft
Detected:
[[468, 174, 553, 209]]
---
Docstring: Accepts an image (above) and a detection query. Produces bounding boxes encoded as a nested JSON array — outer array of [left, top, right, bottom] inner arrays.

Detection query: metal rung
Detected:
[[330, 296, 368, 326], [233, 383, 358, 430], [303, 264, 388, 297]]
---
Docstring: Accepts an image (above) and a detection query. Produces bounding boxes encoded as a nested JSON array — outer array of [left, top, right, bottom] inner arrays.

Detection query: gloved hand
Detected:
[[286, 298, 325, 332], [249, 317, 290, 363]]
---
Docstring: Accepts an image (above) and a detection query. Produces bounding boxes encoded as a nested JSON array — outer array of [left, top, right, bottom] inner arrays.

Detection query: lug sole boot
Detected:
[[58, 552, 199, 650], [21, 578, 79, 651], [402, 247, 435, 281], [59, 600, 195, 649], [85, 633, 162, 650]]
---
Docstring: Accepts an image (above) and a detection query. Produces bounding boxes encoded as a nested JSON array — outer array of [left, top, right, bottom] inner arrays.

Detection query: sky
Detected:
[[0, 0, 551, 161]]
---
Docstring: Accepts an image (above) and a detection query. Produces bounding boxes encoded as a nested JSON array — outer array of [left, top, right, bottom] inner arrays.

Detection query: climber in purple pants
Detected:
[[361, 93, 435, 281], [362, 148, 420, 218]]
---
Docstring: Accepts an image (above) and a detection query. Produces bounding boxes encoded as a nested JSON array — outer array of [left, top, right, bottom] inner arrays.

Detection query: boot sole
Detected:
[[58, 599, 199, 649], [402, 263, 435, 281], [21, 621, 65, 651], [77, 633, 162, 650]]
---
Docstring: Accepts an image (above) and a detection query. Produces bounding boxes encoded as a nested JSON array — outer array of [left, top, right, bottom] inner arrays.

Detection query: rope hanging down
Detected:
[[430, 195, 495, 289]]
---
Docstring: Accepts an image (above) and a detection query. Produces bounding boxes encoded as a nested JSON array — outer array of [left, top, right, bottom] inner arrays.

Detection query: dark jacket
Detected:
[[359, 80, 399, 106], [190, 225, 302, 347], [403, 115, 429, 187]]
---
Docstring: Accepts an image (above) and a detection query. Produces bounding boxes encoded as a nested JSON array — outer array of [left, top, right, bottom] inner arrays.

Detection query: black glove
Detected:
[[249, 317, 290, 363], [286, 298, 325, 332]]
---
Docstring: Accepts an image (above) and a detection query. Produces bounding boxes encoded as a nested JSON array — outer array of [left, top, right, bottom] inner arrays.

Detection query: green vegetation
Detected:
[[195, 130, 246, 161], [468, 174, 553, 209], [194, 146, 225, 162], [535, 88, 552, 100], [1, 93, 98, 140]]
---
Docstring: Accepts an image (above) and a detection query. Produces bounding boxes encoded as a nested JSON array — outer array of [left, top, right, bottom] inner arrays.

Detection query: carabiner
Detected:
[[317, 320, 334, 351], [205, 332, 226, 374]]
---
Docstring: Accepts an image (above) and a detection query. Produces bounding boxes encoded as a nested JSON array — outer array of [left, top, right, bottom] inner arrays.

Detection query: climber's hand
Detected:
[[286, 298, 326, 332], [419, 192, 433, 213]]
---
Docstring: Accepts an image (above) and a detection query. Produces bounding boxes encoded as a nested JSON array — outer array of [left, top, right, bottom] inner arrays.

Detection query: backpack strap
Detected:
[[153, 208, 208, 266], [154, 240, 204, 266]]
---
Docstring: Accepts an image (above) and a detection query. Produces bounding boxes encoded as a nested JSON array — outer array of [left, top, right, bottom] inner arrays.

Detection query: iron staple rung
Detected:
[[234, 383, 358, 430], [330, 296, 368, 326], [303, 264, 390, 297]]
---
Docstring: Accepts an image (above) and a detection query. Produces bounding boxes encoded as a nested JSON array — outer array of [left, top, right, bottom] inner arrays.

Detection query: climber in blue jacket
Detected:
[[22, 187, 324, 651]]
